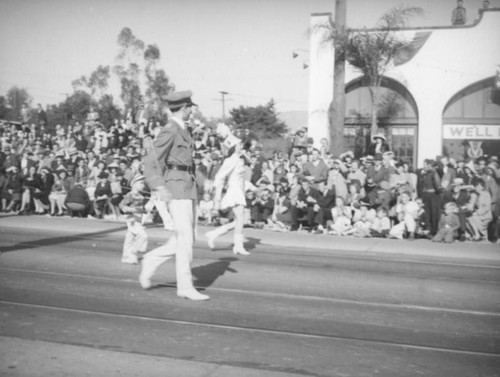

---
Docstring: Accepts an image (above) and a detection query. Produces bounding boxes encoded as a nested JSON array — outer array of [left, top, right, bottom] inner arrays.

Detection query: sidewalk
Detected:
[[1, 214, 498, 263]]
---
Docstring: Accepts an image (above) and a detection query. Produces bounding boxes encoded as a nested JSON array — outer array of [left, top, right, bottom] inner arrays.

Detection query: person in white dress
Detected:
[[205, 123, 250, 255]]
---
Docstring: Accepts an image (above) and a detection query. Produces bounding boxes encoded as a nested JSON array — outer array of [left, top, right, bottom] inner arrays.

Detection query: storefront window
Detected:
[[443, 77, 500, 160]]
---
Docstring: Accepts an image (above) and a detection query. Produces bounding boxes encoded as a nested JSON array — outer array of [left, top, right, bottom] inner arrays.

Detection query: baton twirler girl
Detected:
[[205, 123, 250, 256]]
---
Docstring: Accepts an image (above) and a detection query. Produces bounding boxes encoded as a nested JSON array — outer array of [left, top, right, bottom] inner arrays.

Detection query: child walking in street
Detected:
[[119, 175, 148, 264]]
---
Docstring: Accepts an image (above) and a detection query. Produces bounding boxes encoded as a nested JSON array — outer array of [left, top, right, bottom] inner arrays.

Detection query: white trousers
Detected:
[[141, 199, 196, 291], [122, 220, 148, 262]]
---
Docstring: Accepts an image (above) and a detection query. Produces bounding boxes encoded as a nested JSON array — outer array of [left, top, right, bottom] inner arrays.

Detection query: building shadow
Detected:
[[0, 225, 128, 254]]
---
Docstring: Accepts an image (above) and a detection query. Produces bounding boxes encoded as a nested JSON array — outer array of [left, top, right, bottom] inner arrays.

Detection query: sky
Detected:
[[0, 0, 497, 119]]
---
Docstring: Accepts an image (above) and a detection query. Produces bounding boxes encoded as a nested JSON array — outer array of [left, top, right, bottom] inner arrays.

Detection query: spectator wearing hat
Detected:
[[49, 168, 70, 216], [481, 164, 499, 204], [417, 159, 442, 236], [467, 179, 493, 242], [345, 181, 364, 211], [290, 127, 308, 152], [88, 160, 107, 188], [93, 172, 112, 219], [390, 161, 416, 195], [51, 153, 66, 172], [432, 202, 460, 243], [251, 188, 275, 227], [449, 178, 471, 241], [32, 167, 54, 214], [366, 153, 392, 186], [1, 166, 23, 213], [140, 90, 209, 301], [327, 161, 348, 202], [366, 133, 390, 157], [19, 165, 41, 214]]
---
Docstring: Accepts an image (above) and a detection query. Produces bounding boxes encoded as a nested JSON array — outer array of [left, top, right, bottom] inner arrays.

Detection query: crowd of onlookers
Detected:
[[1, 115, 500, 244]]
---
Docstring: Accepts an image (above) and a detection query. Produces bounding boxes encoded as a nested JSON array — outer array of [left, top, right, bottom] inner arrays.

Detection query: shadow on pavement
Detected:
[[245, 237, 261, 251], [0, 226, 128, 254], [193, 257, 238, 288]]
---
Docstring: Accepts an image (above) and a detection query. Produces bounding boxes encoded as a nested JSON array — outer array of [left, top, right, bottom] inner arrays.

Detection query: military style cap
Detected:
[[164, 90, 197, 109]]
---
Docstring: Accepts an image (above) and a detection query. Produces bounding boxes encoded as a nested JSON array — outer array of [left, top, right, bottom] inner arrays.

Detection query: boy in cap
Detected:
[[432, 202, 460, 243], [140, 90, 209, 300], [119, 175, 148, 264]]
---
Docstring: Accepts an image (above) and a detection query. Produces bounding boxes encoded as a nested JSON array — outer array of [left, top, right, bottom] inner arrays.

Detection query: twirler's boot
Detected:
[[205, 225, 230, 249], [233, 234, 250, 256]]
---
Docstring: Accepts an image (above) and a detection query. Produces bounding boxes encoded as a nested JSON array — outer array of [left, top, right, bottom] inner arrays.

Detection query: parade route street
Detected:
[[0, 215, 499, 377]]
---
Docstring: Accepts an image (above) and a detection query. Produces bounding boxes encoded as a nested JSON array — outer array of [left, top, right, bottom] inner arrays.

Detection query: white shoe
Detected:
[[233, 247, 250, 256], [164, 222, 175, 231], [121, 257, 138, 264], [139, 272, 152, 290], [232, 234, 249, 255], [177, 289, 210, 301], [206, 231, 216, 249]]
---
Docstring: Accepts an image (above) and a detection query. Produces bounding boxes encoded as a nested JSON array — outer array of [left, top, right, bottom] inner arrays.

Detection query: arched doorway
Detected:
[[442, 77, 500, 160], [344, 77, 419, 166]]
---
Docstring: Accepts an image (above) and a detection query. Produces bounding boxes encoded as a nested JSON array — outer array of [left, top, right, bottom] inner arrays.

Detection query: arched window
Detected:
[[344, 77, 418, 165]]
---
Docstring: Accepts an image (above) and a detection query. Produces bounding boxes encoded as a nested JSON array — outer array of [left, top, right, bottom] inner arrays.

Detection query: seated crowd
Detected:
[[1, 120, 499, 244]]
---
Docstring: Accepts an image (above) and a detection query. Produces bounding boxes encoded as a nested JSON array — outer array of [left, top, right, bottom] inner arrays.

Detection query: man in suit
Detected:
[[140, 90, 209, 301]]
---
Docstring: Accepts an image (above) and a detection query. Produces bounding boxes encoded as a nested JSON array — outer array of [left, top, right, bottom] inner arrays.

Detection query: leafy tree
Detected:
[[229, 100, 288, 139], [6, 86, 32, 122], [71, 65, 111, 102], [114, 27, 145, 118], [343, 5, 423, 136], [60, 90, 94, 124], [97, 94, 122, 127], [144, 44, 175, 118], [0, 96, 10, 120]]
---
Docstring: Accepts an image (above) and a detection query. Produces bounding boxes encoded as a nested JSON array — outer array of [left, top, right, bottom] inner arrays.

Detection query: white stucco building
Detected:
[[308, 7, 500, 167]]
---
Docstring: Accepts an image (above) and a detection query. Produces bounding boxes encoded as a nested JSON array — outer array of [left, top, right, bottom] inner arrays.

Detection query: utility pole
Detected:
[[219, 91, 228, 122], [329, 0, 347, 156]]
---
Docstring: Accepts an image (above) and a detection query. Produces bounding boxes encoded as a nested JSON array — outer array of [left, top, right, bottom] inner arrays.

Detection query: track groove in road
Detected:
[[1, 266, 499, 317], [2, 300, 499, 358]]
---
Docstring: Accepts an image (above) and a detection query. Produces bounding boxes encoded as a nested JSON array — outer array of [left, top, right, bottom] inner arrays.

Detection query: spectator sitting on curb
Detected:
[[65, 183, 92, 218], [432, 201, 460, 243]]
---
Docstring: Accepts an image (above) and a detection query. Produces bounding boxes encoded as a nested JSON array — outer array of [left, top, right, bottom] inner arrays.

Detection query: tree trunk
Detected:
[[330, 0, 347, 156], [369, 86, 378, 137]]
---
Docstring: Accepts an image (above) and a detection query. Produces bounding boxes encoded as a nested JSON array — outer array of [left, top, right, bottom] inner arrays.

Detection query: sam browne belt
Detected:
[[166, 164, 194, 173]]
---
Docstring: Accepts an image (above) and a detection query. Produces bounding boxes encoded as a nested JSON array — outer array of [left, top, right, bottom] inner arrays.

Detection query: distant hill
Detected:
[[278, 111, 308, 135]]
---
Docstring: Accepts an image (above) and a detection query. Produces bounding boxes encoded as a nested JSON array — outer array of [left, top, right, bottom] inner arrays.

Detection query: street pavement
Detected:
[[0, 214, 499, 377]]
